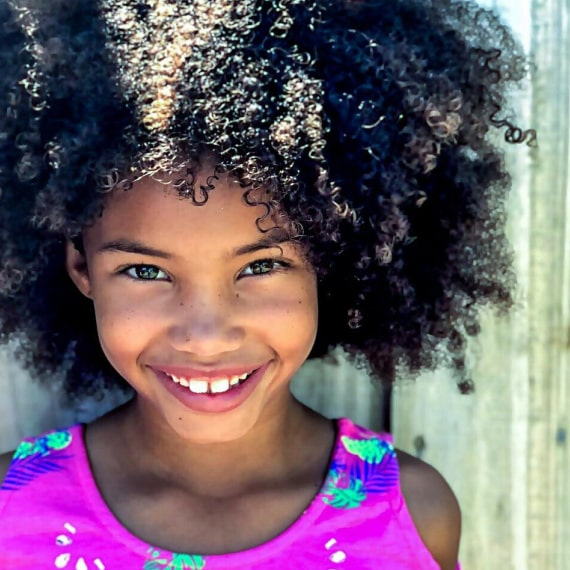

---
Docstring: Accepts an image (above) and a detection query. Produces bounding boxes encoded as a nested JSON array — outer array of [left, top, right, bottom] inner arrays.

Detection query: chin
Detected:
[[164, 410, 260, 446]]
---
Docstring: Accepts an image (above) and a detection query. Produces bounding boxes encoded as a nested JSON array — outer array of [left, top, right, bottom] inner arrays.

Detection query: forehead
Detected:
[[85, 170, 287, 248]]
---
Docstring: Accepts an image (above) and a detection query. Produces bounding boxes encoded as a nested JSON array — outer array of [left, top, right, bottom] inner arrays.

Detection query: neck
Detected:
[[111, 395, 331, 500]]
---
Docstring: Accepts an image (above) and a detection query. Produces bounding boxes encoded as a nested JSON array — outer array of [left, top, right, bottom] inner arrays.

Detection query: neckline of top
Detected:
[[72, 417, 357, 565]]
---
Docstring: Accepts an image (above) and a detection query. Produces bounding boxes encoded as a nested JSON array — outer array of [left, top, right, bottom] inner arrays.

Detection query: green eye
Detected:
[[125, 265, 168, 280], [251, 260, 276, 274], [242, 259, 290, 277]]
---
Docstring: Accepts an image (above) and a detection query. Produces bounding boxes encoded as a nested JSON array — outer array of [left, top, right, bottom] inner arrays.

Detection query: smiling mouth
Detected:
[[163, 370, 256, 395]]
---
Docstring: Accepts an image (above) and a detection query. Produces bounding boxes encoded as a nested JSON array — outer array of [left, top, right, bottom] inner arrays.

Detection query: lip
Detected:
[[150, 364, 262, 381], [151, 361, 272, 414]]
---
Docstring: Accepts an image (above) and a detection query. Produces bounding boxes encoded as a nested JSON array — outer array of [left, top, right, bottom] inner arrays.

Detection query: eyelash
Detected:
[[119, 258, 292, 282]]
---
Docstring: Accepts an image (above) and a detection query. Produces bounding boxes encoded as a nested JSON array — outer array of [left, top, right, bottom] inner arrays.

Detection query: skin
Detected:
[[69, 170, 320, 446], [0, 166, 460, 568]]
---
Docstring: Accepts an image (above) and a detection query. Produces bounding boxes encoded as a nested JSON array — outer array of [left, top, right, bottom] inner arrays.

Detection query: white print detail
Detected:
[[325, 537, 347, 567], [53, 522, 106, 569], [330, 551, 347, 563], [56, 535, 73, 546], [55, 554, 71, 568]]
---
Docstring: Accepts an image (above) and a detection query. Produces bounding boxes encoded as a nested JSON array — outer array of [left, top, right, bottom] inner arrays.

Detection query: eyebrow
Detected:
[[232, 233, 291, 257], [96, 234, 292, 259], [97, 239, 173, 259]]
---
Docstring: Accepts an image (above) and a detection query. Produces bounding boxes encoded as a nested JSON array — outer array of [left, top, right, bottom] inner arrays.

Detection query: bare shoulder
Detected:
[[396, 448, 461, 570], [0, 450, 14, 486]]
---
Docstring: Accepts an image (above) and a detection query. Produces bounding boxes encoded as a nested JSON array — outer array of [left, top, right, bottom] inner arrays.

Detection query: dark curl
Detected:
[[0, 0, 534, 400]]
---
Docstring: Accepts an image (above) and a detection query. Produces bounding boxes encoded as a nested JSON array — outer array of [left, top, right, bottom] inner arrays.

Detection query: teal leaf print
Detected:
[[341, 436, 391, 464], [44, 431, 73, 451], [144, 548, 206, 570], [322, 436, 398, 509], [349, 452, 399, 494], [1, 430, 73, 491], [322, 471, 367, 509]]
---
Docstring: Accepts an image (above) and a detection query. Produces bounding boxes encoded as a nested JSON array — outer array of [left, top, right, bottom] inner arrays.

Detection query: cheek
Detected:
[[253, 279, 318, 348], [91, 293, 162, 368]]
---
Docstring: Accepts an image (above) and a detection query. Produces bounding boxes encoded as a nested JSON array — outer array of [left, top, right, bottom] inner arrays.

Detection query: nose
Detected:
[[167, 287, 244, 356]]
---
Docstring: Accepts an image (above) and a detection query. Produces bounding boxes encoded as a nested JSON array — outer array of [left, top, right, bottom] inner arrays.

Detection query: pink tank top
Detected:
[[0, 418, 459, 569]]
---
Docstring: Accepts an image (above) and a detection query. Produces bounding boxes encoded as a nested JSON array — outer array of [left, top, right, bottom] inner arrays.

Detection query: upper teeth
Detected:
[[168, 372, 251, 394]]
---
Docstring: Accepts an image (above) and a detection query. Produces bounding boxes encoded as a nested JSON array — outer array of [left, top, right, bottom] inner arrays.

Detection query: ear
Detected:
[[65, 239, 92, 298]]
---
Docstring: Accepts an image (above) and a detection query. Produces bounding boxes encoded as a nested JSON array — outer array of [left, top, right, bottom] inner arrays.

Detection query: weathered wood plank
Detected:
[[291, 349, 384, 431], [527, 0, 570, 566]]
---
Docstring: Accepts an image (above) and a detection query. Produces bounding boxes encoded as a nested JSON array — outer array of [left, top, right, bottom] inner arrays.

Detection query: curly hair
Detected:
[[0, 0, 534, 401]]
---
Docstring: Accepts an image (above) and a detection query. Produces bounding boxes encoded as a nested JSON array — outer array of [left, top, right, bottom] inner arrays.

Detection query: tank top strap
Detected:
[[329, 418, 456, 569], [0, 424, 80, 514], [327, 417, 400, 507]]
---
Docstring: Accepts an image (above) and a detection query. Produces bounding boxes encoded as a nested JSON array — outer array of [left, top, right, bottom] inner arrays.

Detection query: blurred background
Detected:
[[0, 0, 568, 568]]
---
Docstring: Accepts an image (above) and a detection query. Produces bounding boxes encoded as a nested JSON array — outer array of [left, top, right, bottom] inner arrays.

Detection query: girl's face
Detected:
[[67, 169, 318, 443]]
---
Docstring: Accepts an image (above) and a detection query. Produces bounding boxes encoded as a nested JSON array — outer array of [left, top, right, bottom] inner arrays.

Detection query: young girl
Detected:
[[0, 0, 532, 567]]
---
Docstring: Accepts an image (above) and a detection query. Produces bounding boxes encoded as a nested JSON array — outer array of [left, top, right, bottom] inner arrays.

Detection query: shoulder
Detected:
[[0, 450, 14, 486], [396, 448, 461, 570], [0, 426, 77, 486]]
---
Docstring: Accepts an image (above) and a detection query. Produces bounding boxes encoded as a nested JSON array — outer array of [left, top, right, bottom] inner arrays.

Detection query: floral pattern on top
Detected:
[[144, 549, 207, 570], [341, 435, 393, 464], [1, 429, 73, 491], [322, 434, 399, 510]]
